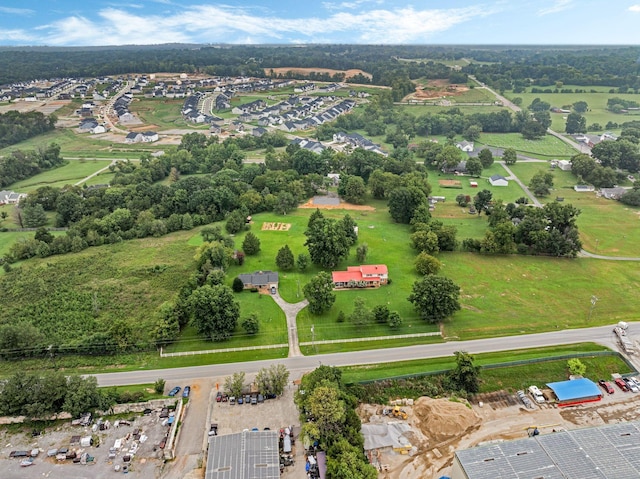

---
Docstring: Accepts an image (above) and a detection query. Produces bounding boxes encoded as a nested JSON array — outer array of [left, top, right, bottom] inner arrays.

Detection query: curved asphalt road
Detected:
[[93, 323, 624, 386]]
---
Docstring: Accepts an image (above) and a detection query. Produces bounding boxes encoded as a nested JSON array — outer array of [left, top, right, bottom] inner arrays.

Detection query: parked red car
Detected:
[[614, 378, 629, 392], [598, 379, 615, 394]]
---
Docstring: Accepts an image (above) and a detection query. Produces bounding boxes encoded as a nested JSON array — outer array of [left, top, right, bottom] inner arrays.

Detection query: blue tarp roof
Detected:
[[546, 378, 602, 402]]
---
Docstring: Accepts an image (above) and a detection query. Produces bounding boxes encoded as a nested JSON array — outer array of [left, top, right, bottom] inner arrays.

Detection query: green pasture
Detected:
[[398, 104, 503, 116], [163, 292, 287, 353], [129, 98, 189, 130], [442, 252, 640, 339], [7, 158, 112, 192], [507, 162, 640, 257], [300, 334, 443, 356], [0, 129, 120, 159], [477, 133, 576, 158], [339, 342, 622, 383], [504, 88, 640, 132]]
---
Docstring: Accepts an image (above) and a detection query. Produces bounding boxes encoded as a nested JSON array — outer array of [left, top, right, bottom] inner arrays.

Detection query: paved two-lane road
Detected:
[[93, 323, 623, 386]]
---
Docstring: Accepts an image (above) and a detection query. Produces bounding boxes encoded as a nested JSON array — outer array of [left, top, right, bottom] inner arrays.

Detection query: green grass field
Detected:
[[339, 342, 627, 385], [507, 162, 640, 257], [129, 98, 198, 130], [8, 159, 112, 192], [443, 252, 640, 339], [398, 105, 504, 116], [163, 292, 287, 353], [504, 88, 640, 133], [477, 133, 577, 158]]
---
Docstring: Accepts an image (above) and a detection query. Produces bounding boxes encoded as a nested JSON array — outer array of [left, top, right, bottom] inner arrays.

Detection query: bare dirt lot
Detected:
[[360, 390, 640, 479], [299, 198, 375, 211], [266, 67, 373, 81], [405, 79, 470, 102]]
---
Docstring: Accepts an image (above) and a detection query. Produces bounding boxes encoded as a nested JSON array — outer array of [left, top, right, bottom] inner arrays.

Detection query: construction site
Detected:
[[358, 387, 640, 479]]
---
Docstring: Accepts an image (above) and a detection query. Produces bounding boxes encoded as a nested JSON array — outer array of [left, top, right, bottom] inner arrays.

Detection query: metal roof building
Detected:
[[206, 430, 279, 479], [546, 378, 602, 407], [451, 421, 640, 479]]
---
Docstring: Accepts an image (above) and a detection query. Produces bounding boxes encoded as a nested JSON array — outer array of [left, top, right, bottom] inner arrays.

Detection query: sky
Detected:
[[0, 0, 639, 47]]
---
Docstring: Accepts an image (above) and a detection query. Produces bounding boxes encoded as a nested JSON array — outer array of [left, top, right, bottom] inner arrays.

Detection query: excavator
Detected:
[[390, 405, 408, 420]]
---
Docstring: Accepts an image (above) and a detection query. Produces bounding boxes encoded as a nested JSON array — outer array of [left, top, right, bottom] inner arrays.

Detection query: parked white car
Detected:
[[528, 385, 546, 403]]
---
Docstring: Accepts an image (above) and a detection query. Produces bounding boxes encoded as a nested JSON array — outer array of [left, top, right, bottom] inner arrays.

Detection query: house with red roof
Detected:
[[332, 264, 388, 289]]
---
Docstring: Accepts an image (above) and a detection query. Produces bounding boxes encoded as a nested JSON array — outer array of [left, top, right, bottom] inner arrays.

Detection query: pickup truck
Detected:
[[208, 423, 218, 436]]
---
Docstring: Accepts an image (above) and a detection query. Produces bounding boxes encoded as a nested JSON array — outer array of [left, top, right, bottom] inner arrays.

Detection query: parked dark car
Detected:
[[216, 391, 223, 402], [614, 378, 628, 391], [182, 386, 191, 398], [168, 386, 181, 397], [237, 396, 244, 405], [598, 379, 615, 394], [257, 394, 264, 403]]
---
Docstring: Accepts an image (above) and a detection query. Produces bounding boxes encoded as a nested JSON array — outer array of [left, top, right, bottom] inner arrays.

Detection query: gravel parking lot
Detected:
[[1, 404, 175, 479]]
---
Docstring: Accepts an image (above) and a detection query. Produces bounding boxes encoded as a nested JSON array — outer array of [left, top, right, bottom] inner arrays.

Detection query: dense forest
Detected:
[[0, 110, 56, 150], [3, 44, 640, 95], [0, 142, 64, 188]]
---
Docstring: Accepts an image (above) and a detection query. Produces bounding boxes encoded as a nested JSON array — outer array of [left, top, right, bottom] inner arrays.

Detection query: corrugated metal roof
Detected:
[[546, 378, 602, 402], [456, 421, 640, 479], [206, 431, 279, 479]]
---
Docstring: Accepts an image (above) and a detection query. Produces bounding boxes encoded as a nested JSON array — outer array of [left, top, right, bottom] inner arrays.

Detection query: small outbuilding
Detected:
[[546, 378, 602, 407], [489, 174, 508, 187]]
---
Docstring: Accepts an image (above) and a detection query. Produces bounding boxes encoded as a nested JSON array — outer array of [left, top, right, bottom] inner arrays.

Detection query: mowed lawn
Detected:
[[477, 133, 576, 158], [8, 159, 112, 192], [208, 208, 440, 343], [443, 252, 640, 339], [508, 162, 640, 257], [163, 292, 287, 353], [504, 87, 640, 133]]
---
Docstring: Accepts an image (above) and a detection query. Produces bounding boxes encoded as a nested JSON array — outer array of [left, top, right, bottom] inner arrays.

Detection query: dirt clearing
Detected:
[[265, 67, 372, 81], [299, 199, 375, 211], [360, 391, 640, 479]]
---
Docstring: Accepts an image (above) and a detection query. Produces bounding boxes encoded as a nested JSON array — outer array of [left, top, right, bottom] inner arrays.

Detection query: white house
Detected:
[[0, 190, 26, 205], [489, 174, 509, 187], [456, 141, 474, 152]]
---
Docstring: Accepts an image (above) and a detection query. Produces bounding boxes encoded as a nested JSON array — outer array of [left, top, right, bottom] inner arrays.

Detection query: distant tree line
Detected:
[[0, 142, 64, 189], [0, 110, 56, 149]]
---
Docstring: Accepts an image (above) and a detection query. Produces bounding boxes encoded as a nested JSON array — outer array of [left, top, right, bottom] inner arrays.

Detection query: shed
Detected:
[[574, 184, 595, 192], [546, 378, 602, 407], [489, 174, 508, 187], [557, 159, 572, 171]]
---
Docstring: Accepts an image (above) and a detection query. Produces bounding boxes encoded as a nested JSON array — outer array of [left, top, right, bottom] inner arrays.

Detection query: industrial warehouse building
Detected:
[[451, 420, 640, 479], [206, 430, 279, 479]]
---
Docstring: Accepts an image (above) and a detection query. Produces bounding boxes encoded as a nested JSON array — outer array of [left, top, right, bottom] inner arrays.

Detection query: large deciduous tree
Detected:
[[529, 171, 554, 197], [303, 272, 336, 315], [189, 284, 239, 341], [388, 186, 427, 224], [304, 211, 354, 268], [565, 112, 587, 134], [502, 148, 517, 165], [408, 275, 461, 323], [449, 351, 480, 393]]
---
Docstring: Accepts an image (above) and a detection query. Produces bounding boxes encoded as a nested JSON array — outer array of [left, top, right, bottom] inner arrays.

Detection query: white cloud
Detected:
[[0, 28, 34, 42], [629, 5, 640, 12], [0, 7, 35, 15], [538, 0, 573, 16], [32, 3, 495, 46]]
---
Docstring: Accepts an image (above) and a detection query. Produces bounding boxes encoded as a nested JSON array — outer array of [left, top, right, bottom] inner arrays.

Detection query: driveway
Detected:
[[271, 290, 307, 357]]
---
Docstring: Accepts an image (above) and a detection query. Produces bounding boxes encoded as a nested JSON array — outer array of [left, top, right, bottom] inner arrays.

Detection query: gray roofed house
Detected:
[[600, 186, 628, 200], [237, 271, 279, 292], [206, 430, 279, 479]]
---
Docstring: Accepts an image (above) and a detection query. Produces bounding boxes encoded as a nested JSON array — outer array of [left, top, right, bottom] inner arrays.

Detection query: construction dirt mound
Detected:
[[413, 397, 481, 446]]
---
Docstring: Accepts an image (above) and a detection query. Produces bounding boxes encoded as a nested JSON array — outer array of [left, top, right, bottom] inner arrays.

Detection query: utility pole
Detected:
[[311, 324, 316, 353]]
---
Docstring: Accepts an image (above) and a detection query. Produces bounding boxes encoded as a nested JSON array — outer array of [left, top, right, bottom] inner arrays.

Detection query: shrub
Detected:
[[154, 378, 166, 395], [232, 277, 245, 293]]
